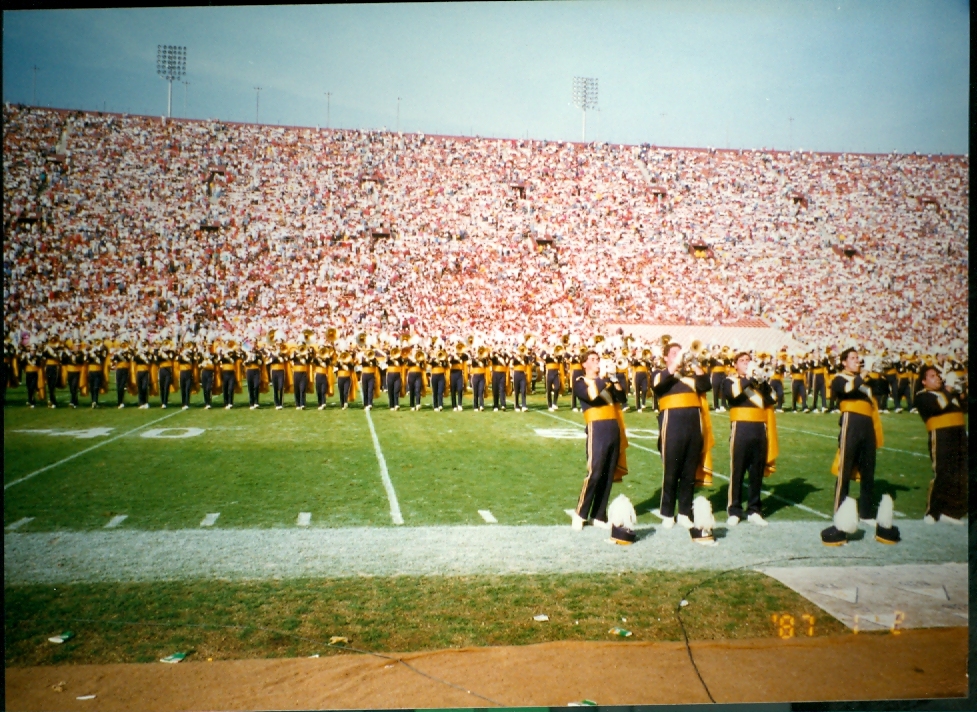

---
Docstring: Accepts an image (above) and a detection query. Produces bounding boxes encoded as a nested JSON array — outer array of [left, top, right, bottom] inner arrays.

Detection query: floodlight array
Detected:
[[572, 76, 598, 112], [157, 45, 187, 82]]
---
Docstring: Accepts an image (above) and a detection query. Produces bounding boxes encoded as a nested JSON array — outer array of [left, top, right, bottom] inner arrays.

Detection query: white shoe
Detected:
[[571, 513, 585, 531], [118, 403, 125, 409], [860, 518, 876, 527], [592, 519, 611, 530], [748, 513, 768, 527], [775, 408, 783, 413], [275, 405, 282, 410], [161, 404, 167, 409], [205, 404, 212, 410], [70, 403, 76, 409], [29, 404, 35, 408], [726, 515, 740, 527], [677, 514, 694, 530], [182, 405, 189, 410], [342, 404, 348, 410], [92, 403, 97, 409], [941, 515, 963, 525], [923, 514, 936, 524], [365, 404, 372, 411], [661, 517, 675, 530], [895, 407, 903, 414], [225, 404, 232, 409], [494, 407, 499, 412], [909, 408, 918, 414]]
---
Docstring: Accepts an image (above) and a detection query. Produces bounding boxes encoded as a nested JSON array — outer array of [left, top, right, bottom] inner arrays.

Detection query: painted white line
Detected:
[[105, 515, 128, 529], [478, 509, 498, 524], [365, 410, 404, 525], [4, 410, 185, 491], [5, 517, 34, 531], [297, 512, 312, 527], [536, 409, 831, 519], [200, 513, 220, 527]]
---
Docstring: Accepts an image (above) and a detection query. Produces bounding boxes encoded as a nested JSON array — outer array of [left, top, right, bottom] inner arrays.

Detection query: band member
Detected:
[[405, 347, 428, 411], [490, 347, 510, 411], [386, 347, 405, 410], [567, 349, 585, 412], [218, 340, 244, 409], [63, 339, 86, 408], [243, 342, 267, 410], [198, 339, 217, 409], [131, 340, 154, 408], [570, 350, 629, 530], [360, 348, 382, 410], [542, 345, 565, 411], [267, 337, 290, 410], [790, 353, 809, 412], [829, 347, 884, 522], [709, 346, 726, 411], [770, 351, 787, 412], [511, 346, 533, 412], [43, 335, 64, 408], [428, 347, 449, 412], [85, 339, 110, 408], [882, 351, 899, 412], [723, 352, 778, 526], [175, 337, 199, 410], [112, 339, 133, 408], [3, 334, 19, 406], [469, 347, 489, 411], [809, 348, 830, 413], [154, 338, 177, 409], [915, 365, 967, 523], [289, 341, 312, 409], [335, 348, 358, 410], [632, 348, 653, 412], [312, 345, 334, 410], [24, 341, 46, 408], [448, 344, 468, 411], [614, 347, 631, 409], [652, 342, 713, 529]]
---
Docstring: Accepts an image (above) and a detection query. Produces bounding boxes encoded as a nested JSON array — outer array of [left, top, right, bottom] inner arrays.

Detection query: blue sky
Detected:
[[2, 1, 969, 153]]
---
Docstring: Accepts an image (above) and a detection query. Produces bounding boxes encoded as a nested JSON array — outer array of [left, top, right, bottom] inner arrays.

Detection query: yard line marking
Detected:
[[478, 509, 498, 524], [365, 410, 404, 526], [297, 512, 312, 527], [5, 517, 34, 531], [4, 410, 185, 491], [200, 513, 220, 527], [535, 409, 831, 519], [104, 515, 128, 529], [714, 413, 929, 459]]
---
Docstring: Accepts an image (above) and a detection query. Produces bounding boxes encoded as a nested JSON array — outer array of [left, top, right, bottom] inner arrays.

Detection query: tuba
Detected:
[[455, 341, 466, 354], [325, 327, 338, 343], [388, 346, 401, 360], [477, 345, 490, 360], [436, 348, 448, 361], [553, 344, 565, 358]]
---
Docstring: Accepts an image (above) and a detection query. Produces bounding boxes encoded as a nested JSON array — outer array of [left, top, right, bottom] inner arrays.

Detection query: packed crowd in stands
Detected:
[[2, 105, 968, 353]]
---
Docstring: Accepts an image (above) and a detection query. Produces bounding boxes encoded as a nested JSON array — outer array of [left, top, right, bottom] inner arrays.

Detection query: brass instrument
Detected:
[[401, 333, 412, 344], [553, 344, 565, 358], [517, 344, 528, 356], [325, 327, 338, 343], [365, 348, 376, 361], [337, 350, 351, 363], [302, 328, 315, 344], [455, 341, 466, 354], [436, 348, 448, 361], [467, 335, 475, 347], [414, 347, 427, 362], [389, 346, 401, 360], [477, 345, 490, 359], [593, 334, 606, 347], [356, 332, 368, 348], [641, 347, 652, 360]]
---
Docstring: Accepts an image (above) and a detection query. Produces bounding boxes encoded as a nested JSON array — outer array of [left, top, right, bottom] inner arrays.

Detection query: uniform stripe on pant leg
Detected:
[[925, 430, 937, 516], [728, 422, 736, 512], [576, 424, 594, 515], [659, 410, 669, 512], [834, 413, 848, 512]]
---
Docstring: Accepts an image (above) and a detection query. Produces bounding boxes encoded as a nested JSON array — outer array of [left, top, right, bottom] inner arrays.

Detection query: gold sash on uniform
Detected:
[[926, 412, 965, 431], [659, 391, 714, 486], [831, 397, 883, 479]]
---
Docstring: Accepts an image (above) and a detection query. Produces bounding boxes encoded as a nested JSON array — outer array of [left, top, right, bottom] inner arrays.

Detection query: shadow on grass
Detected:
[[764, 477, 823, 517], [635, 488, 662, 514], [873, 478, 913, 503]]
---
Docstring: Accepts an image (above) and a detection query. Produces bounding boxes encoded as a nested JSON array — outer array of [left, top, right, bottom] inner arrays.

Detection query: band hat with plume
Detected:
[[608, 494, 637, 545]]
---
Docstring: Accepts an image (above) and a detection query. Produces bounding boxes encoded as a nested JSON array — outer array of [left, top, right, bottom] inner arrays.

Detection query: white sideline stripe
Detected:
[[365, 410, 404, 525], [200, 513, 220, 527], [6, 517, 34, 531], [478, 509, 498, 524], [536, 410, 831, 519], [4, 410, 185, 491], [297, 512, 312, 527], [105, 515, 128, 529], [715, 414, 929, 459]]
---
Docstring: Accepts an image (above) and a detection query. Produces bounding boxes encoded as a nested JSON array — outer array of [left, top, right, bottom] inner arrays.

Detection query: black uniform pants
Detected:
[[115, 368, 129, 405], [810, 375, 827, 410], [158, 367, 173, 406], [387, 373, 401, 408], [407, 371, 423, 408], [926, 426, 968, 519], [833, 412, 876, 519], [728, 421, 766, 517], [337, 376, 352, 406], [576, 419, 621, 523], [492, 371, 507, 409], [221, 369, 237, 406], [634, 372, 649, 409], [88, 372, 103, 405], [180, 370, 194, 407], [67, 371, 81, 406], [791, 379, 806, 411], [449, 370, 465, 408], [200, 369, 215, 406], [895, 378, 913, 410], [471, 373, 486, 409], [884, 375, 898, 410], [45, 365, 60, 405], [569, 368, 584, 408], [546, 370, 561, 407], [615, 372, 630, 399], [315, 374, 330, 407], [362, 373, 376, 407], [137, 370, 152, 405], [431, 373, 445, 409], [770, 379, 784, 409], [658, 407, 703, 519], [26, 371, 40, 405], [246, 368, 261, 406], [512, 371, 527, 409], [270, 369, 285, 406], [711, 372, 725, 409], [292, 371, 308, 407]]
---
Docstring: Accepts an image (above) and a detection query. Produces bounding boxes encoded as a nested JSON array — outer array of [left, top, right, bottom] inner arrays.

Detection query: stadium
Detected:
[[2, 4, 971, 711]]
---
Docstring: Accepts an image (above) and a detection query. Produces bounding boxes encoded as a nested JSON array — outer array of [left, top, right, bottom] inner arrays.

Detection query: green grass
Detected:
[[3, 378, 945, 531], [3, 571, 850, 666]]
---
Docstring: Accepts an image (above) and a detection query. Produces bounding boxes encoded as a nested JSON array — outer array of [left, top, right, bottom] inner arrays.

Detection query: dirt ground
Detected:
[[5, 627, 969, 711]]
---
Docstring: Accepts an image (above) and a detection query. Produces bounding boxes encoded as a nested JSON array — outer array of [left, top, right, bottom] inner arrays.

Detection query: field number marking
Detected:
[[200, 513, 220, 527], [365, 410, 404, 525], [533, 426, 658, 440], [5, 517, 34, 531], [478, 509, 498, 523], [4, 411, 185, 491], [297, 512, 312, 527], [14, 428, 114, 439], [140, 427, 205, 439], [105, 515, 128, 529]]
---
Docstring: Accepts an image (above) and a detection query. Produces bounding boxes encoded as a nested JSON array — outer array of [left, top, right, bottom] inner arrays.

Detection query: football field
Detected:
[[2, 380, 950, 533]]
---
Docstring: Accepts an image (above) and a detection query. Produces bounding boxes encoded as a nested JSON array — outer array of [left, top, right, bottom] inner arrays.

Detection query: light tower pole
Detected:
[[572, 76, 598, 143], [156, 45, 186, 118], [254, 86, 262, 124], [182, 80, 190, 117], [397, 96, 401, 133], [32, 65, 40, 106], [325, 91, 331, 129]]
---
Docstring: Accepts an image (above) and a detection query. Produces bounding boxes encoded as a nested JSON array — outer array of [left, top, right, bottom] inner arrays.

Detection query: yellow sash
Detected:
[[926, 412, 965, 431], [583, 404, 629, 481]]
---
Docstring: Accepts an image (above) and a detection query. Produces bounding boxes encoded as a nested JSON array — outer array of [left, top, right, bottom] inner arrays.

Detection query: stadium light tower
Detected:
[[156, 45, 186, 118], [572, 76, 598, 143]]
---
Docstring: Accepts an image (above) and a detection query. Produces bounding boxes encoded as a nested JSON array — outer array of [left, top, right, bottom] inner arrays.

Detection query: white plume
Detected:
[[608, 494, 636, 529], [692, 496, 715, 533], [834, 497, 859, 534], [877, 494, 894, 529]]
